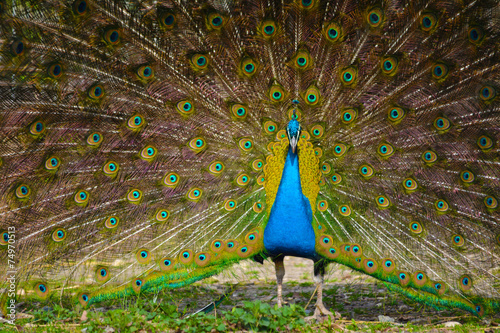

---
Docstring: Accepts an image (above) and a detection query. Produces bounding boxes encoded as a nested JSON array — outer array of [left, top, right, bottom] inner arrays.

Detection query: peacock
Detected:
[[0, 0, 499, 322]]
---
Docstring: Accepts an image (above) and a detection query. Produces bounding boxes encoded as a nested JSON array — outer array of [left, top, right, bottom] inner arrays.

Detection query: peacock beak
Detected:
[[289, 135, 298, 153]]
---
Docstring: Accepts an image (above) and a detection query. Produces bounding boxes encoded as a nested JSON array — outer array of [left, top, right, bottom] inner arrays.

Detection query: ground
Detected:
[[2, 257, 499, 332]]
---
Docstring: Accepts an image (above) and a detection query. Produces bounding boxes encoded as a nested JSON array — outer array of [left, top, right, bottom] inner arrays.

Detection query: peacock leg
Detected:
[[306, 261, 338, 322], [274, 256, 285, 308]]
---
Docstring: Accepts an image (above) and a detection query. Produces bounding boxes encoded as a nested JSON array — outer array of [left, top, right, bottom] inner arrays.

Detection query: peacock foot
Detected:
[[305, 304, 341, 323]]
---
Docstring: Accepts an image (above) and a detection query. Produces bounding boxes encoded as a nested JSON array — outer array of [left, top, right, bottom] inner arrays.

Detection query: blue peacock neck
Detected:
[[263, 146, 317, 259]]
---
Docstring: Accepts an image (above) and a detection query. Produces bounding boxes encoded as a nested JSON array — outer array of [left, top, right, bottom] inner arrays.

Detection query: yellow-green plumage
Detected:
[[0, 0, 499, 319]]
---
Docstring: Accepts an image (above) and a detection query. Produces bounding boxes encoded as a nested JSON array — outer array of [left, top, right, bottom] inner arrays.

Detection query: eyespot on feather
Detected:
[[435, 199, 449, 212], [105, 216, 119, 229], [253, 202, 264, 213], [236, 173, 250, 186], [48, 63, 63, 78], [363, 258, 378, 274], [191, 54, 209, 70], [179, 249, 193, 264], [260, 20, 277, 38], [208, 12, 225, 30], [324, 22, 342, 43], [237, 245, 253, 258], [136, 248, 151, 264], [103, 161, 119, 176], [420, 13, 437, 31], [103, 28, 120, 45], [224, 240, 239, 252], [341, 108, 357, 124], [330, 173, 342, 185], [403, 178, 418, 191], [241, 57, 258, 77], [409, 221, 423, 234], [431, 63, 449, 80], [459, 274, 473, 291], [96, 267, 110, 283], [127, 114, 145, 130], [224, 199, 237, 211], [310, 124, 324, 139], [299, 0, 315, 9], [78, 292, 90, 307], [127, 189, 143, 203], [468, 26, 484, 44], [74, 190, 89, 205], [269, 84, 286, 102], [0, 232, 10, 246], [73, 0, 88, 15], [460, 170, 475, 184], [188, 137, 207, 153], [395, 271, 410, 287], [30, 121, 45, 136], [163, 172, 180, 188], [132, 279, 143, 294], [422, 150, 437, 164], [34, 282, 50, 299], [321, 162, 331, 175], [15, 183, 32, 199], [359, 164, 374, 178], [187, 188, 203, 201], [433, 281, 446, 296], [317, 200, 328, 212], [88, 84, 104, 100], [376, 195, 390, 208], [252, 159, 264, 171], [140, 145, 157, 160], [155, 209, 170, 223], [452, 235, 465, 247], [238, 138, 254, 152], [382, 259, 395, 273], [127, 189, 142, 203], [51, 228, 66, 242], [484, 196, 498, 210], [177, 100, 195, 116], [263, 120, 278, 135], [377, 142, 394, 157], [340, 67, 357, 86], [479, 85, 496, 101], [211, 239, 225, 253], [159, 257, 174, 271], [137, 65, 154, 80], [245, 230, 260, 244], [388, 107, 405, 123], [477, 135, 493, 150], [231, 104, 248, 119], [318, 235, 333, 249], [11, 40, 25, 56], [45, 156, 61, 171], [159, 12, 176, 29], [350, 244, 362, 257], [195, 252, 211, 267], [304, 86, 320, 105], [339, 204, 351, 216], [208, 161, 225, 175], [413, 271, 427, 286], [367, 8, 384, 28], [87, 132, 103, 146], [381, 56, 398, 76], [292, 50, 312, 70]]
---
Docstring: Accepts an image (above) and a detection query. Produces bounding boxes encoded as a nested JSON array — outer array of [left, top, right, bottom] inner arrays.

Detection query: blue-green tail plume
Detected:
[[0, 0, 499, 319]]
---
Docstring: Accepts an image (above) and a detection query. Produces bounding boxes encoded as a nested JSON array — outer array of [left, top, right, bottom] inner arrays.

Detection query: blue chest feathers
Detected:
[[263, 148, 317, 259]]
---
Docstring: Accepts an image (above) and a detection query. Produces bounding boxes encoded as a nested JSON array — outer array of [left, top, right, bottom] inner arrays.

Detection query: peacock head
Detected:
[[287, 104, 301, 153]]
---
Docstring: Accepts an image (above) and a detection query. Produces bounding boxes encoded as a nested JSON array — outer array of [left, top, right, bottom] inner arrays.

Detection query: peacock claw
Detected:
[[305, 305, 340, 323]]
